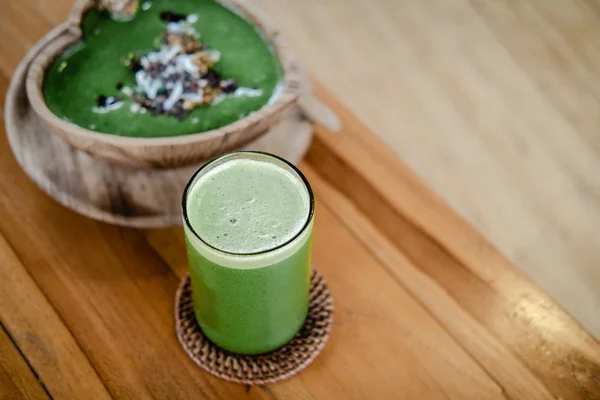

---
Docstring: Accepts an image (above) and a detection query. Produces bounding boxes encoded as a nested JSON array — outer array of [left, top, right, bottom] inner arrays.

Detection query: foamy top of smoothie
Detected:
[[186, 154, 311, 254]]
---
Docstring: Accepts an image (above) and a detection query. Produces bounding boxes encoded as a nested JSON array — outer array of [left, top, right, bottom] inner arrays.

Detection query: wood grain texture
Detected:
[[0, 325, 49, 400], [252, 0, 600, 339], [1, 1, 600, 399], [0, 233, 111, 399], [306, 90, 600, 398], [303, 147, 598, 398], [302, 165, 555, 400]]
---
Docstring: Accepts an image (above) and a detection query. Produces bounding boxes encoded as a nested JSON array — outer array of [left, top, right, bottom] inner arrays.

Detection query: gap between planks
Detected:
[[0, 320, 51, 400], [0, 225, 113, 400]]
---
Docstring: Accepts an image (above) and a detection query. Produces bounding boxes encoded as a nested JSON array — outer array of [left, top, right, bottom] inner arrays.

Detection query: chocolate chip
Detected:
[[127, 57, 142, 72], [160, 10, 187, 23], [204, 69, 221, 88], [221, 79, 237, 93], [172, 101, 190, 121], [96, 95, 107, 107]]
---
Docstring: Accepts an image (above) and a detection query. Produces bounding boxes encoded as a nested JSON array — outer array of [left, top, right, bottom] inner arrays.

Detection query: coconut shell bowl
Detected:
[[24, 0, 336, 168]]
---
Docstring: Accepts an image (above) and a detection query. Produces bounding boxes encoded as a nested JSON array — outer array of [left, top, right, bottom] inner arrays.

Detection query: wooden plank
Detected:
[[2, 0, 56, 45], [302, 165, 556, 400], [0, 132, 273, 399], [7, 0, 72, 28], [0, 0, 66, 81], [0, 0, 56, 78], [0, 72, 9, 112], [306, 89, 600, 399], [144, 228, 188, 279], [587, 0, 600, 15], [0, 324, 49, 400], [468, 0, 600, 155], [5, 74, 111, 400], [386, 0, 600, 340], [0, 231, 112, 399], [464, 0, 600, 214]]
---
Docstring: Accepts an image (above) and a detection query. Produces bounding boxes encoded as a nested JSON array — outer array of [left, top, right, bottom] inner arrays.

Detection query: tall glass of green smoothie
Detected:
[[182, 151, 314, 355]]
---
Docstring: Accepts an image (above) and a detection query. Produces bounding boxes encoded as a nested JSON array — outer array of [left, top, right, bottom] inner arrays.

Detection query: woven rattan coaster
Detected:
[[174, 270, 333, 384]]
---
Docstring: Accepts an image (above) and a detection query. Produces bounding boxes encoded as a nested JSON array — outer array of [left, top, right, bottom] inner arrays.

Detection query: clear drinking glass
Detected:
[[182, 151, 314, 354]]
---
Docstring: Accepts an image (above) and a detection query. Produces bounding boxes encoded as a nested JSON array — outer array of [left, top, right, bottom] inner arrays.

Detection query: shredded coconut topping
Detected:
[[93, 9, 263, 120]]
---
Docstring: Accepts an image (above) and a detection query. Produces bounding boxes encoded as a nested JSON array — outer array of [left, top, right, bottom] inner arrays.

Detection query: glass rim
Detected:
[[181, 151, 315, 257]]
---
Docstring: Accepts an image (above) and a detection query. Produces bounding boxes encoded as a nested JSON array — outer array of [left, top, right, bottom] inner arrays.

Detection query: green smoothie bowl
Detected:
[[26, 0, 300, 168]]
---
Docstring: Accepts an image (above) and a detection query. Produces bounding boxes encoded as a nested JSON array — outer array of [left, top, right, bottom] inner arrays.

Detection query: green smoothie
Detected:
[[182, 152, 314, 355], [43, 0, 283, 137]]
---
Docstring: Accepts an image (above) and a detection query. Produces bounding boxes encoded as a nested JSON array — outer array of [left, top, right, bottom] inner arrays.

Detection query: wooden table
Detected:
[[1, 2, 600, 400], [254, 0, 600, 338]]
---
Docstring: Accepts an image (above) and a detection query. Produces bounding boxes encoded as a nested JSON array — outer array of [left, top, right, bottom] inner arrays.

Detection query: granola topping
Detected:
[[93, 10, 263, 121]]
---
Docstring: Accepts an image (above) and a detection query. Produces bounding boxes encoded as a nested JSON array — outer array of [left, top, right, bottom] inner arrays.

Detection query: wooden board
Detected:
[[0, 1, 599, 399], [0, 325, 49, 400], [1, 75, 600, 400], [0, 233, 111, 399], [4, 24, 312, 228], [253, 0, 600, 338]]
